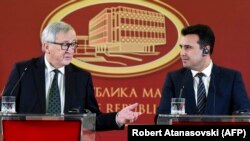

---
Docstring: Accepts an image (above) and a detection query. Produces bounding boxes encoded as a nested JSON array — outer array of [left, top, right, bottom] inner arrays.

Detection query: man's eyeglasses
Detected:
[[47, 41, 78, 50]]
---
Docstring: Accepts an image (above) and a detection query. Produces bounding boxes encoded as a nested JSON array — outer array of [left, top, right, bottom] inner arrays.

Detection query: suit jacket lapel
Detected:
[[64, 64, 75, 113], [34, 56, 46, 112], [204, 64, 220, 114], [183, 70, 197, 114]]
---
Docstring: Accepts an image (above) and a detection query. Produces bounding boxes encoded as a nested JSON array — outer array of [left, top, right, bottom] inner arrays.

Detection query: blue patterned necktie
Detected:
[[196, 73, 207, 114], [47, 69, 61, 114]]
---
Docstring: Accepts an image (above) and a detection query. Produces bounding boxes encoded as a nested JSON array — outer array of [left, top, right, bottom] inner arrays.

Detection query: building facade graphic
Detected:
[[75, 6, 166, 63], [89, 6, 166, 53]]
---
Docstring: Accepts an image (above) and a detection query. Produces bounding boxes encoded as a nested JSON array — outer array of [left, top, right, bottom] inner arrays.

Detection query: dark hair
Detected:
[[181, 24, 215, 55]]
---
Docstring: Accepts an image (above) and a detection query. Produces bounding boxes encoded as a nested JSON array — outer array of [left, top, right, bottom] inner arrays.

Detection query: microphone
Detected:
[[179, 69, 189, 98], [1, 86, 5, 96], [179, 86, 184, 98], [9, 67, 28, 96]]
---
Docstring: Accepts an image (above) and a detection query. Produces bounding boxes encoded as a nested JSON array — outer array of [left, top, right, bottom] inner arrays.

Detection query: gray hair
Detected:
[[41, 21, 74, 51]]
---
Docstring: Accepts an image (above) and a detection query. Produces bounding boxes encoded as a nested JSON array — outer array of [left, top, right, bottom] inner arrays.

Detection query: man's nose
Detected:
[[180, 48, 185, 56]]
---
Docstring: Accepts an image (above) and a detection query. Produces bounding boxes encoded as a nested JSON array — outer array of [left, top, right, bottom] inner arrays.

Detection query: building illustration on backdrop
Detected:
[[74, 6, 166, 65]]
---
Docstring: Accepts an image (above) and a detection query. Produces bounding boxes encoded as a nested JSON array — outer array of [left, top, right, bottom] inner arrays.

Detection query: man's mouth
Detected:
[[64, 55, 72, 60]]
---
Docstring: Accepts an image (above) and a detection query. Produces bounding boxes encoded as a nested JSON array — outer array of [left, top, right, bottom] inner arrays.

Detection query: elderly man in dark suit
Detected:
[[2, 21, 141, 131], [155, 24, 250, 122]]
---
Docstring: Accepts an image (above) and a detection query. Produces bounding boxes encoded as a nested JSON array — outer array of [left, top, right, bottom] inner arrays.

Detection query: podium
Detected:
[[0, 113, 96, 141], [156, 114, 250, 125]]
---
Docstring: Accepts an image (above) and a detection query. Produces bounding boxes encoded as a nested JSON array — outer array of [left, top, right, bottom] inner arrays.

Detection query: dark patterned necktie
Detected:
[[47, 69, 61, 114], [197, 73, 207, 114]]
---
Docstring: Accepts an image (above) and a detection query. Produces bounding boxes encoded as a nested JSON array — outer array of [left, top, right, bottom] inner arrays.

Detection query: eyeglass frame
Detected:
[[47, 41, 78, 50]]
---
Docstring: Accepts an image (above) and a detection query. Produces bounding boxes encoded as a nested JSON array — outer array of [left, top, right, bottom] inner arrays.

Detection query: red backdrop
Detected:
[[1, 0, 250, 141]]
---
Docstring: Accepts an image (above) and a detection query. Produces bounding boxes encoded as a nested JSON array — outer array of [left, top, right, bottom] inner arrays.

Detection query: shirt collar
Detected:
[[191, 61, 213, 77], [44, 55, 65, 74]]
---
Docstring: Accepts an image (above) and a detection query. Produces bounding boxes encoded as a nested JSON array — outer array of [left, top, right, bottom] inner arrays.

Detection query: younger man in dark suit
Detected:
[[155, 24, 250, 121]]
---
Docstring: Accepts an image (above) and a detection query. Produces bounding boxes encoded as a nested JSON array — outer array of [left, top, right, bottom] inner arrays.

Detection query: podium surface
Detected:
[[0, 113, 96, 141], [157, 114, 250, 125]]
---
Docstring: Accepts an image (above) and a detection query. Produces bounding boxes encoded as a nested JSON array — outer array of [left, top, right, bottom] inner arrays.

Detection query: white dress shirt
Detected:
[[191, 61, 213, 106]]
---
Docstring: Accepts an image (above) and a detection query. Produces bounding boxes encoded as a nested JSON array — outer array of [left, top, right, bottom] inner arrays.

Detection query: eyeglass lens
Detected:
[[61, 42, 77, 50]]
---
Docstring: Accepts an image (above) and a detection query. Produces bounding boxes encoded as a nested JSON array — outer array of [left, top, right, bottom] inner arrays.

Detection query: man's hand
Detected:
[[116, 103, 142, 125]]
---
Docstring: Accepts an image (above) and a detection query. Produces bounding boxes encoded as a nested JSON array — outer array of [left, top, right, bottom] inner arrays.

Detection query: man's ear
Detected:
[[43, 43, 50, 53]]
